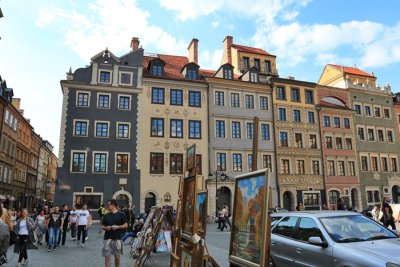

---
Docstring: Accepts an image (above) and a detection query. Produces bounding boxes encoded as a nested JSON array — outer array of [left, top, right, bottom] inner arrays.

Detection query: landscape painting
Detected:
[[230, 172, 266, 265], [196, 192, 208, 233], [182, 176, 196, 236]]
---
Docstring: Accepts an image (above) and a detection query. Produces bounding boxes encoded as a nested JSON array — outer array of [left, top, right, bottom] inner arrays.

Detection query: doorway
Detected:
[[217, 186, 231, 212], [283, 191, 292, 211], [144, 192, 156, 212]]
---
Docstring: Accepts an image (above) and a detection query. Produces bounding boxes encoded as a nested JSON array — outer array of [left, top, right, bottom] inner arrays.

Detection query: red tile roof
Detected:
[[199, 69, 215, 77], [328, 64, 374, 77], [231, 44, 273, 56]]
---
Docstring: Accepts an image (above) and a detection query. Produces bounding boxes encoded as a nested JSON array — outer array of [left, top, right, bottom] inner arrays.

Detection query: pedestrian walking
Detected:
[[218, 206, 228, 232], [46, 206, 63, 252], [101, 199, 128, 267], [34, 210, 46, 245], [223, 203, 231, 231], [69, 205, 78, 240], [58, 204, 70, 246], [0, 207, 10, 266], [296, 202, 305, 211], [381, 196, 396, 230], [76, 204, 92, 247], [13, 209, 37, 266]]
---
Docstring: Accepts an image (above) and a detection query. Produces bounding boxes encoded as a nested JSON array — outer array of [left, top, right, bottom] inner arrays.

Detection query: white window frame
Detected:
[[116, 122, 131, 139], [119, 71, 132, 86], [373, 105, 382, 118], [386, 128, 394, 143], [370, 154, 380, 172], [214, 119, 227, 139], [295, 158, 306, 175], [98, 69, 112, 84], [353, 102, 362, 115], [294, 131, 304, 148], [310, 159, 321, 175], [97, 92, 111, 109], [70, 150, 87, 173], [73, 119, 89, 137], [118, 94, 132, 111], [92, 151, 109, 174], [308, 132, 319, 149], [366, 126, 376, 142], [94, 120, 110, 138], [302, 191, 321, 209], [76, 91, 91, 107], [383, 107, 391, 119], [363, 104, 372, 117], [376, 127, 386, 142], [280, 157, 291, 174]]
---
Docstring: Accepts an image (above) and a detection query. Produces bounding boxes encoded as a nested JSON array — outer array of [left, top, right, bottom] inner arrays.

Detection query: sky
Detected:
[[1, 0, 400, 155]]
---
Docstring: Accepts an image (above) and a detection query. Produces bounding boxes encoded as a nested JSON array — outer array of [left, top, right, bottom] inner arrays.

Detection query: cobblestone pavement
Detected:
[[5, 222, 231, 267]]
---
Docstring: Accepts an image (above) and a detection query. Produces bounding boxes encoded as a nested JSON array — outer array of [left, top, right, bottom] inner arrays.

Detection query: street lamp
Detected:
[[208, 171, 226, 220]]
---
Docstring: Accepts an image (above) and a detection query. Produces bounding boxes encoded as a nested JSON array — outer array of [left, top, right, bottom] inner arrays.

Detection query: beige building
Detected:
[[137, 39, 209, 212]]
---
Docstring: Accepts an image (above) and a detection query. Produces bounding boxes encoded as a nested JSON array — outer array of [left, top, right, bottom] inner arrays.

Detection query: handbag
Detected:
[[9, 230, 17, 246], [0, 254, 7, 267]]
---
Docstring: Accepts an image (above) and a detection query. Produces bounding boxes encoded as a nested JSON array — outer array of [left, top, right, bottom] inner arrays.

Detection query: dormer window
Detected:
[[265, 60, 272, 73], [99, 71, 111, 83], [151, 64, 163, 76], [187, 68, 198, 80], [250, 71, 259, 83], [254, 59, 260, 69], [223, 68, 233, 80], [243, 57, 249, 69]]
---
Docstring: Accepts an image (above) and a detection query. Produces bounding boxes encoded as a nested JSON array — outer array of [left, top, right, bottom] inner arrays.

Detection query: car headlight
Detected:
[[387, 263, 400, 267]]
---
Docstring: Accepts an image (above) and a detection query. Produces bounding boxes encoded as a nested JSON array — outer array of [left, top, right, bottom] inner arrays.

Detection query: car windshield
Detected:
[[320, 215, 398, 243]]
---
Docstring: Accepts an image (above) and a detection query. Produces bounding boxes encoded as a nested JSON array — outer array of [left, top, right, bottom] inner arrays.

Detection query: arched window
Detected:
[[328, 190, 340, 204]]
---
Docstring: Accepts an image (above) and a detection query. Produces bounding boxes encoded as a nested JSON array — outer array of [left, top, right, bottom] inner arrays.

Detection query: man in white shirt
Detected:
[[76, 204, 92, 247], [69, 205, 78, 240]]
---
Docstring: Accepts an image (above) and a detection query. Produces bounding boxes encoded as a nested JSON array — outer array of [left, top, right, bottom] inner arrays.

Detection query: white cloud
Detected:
[[211, 21, 219, 29], [159, 0, 224, 21], [199, 49, 223, 69]]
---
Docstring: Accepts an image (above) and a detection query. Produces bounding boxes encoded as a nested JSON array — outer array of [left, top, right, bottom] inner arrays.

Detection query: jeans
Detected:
[[58, 225, 69, 245], [17, 235, 28, 262], [48, 227, 60, 248], [77, 225, 87, 244]]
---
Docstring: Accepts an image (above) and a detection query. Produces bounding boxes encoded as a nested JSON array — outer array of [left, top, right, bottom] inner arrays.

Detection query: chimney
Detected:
[[12, 98, 21, 111], [223, 36, 233, 64], [188, 38, 199, 64], [130, 37, 140, 52]]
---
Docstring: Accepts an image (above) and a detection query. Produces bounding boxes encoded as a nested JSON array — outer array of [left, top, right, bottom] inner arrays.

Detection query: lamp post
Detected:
[[208, 171, 226, 219], [45, 180, 52, 204]]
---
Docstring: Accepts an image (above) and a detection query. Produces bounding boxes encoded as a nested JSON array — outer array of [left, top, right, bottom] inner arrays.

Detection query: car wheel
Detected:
[[269, 256, 276, 267]]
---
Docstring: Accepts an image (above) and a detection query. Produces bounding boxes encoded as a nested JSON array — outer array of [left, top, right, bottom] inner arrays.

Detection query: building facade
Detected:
[[137, 39, 209, 212], [56, 39, 143, 214]]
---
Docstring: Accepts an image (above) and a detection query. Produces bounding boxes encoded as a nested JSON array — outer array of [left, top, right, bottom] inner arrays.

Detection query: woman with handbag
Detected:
[[13, 209, 38, 267]]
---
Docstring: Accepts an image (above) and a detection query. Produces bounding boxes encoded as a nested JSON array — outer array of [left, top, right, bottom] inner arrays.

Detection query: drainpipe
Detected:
[[316, 104, 327, 208]]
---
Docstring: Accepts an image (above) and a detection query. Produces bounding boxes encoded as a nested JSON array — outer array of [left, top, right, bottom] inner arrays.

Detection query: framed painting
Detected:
[[182, 175, 198, 239], [144, 206, 157, 228], [229, 169, 270, 267], [196, 191, 208, 235], [181, 248, 193, 267], [178, 175, 184, 198], [186, 144, 196, 171]]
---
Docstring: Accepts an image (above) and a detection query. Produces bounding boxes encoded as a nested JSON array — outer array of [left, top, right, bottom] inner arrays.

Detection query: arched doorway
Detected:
[[217, 186, 231, 212], [283, 191, 292, 211], [392, 185, 400, 204], [116, 194, 129, 207], [351, 188, 360, 210], [328, 190, 340, 210], [144, 192, 156, 212]]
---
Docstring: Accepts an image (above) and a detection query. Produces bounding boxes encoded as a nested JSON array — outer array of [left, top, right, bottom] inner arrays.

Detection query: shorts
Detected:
[[102, 239, 123, 257]]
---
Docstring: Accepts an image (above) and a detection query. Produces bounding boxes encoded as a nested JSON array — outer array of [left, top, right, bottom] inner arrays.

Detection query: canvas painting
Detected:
[[182, 177, 196, 236], [186, 145, 196, 171], [196, 192, 208, 233], [230, 173, 266, 265], [181, 249, 193, 267]]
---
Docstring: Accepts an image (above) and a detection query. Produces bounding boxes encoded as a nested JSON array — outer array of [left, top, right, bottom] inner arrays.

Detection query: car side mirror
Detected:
[[308, 236, 328, 248]]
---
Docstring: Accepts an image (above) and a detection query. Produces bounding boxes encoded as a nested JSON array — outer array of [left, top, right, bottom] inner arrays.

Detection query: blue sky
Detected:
[[1, 0, 400, 154]]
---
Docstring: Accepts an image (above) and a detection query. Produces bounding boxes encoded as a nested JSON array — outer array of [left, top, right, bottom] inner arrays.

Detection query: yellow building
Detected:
[[137, 39, 209, 212]]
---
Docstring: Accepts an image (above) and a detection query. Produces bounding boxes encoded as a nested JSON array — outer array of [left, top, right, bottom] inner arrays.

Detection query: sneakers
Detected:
[[81, 243, 85, 248], [85, 237, 88, 241], [48, 247, 52, 252], [22, 259, 28, 265]]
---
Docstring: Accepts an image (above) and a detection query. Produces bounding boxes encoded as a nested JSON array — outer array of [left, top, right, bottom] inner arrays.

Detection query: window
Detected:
[[276, 86, 286, 100], [77, 92, 89, 107], [118, 96, 130, 110], [345, 138, 352, 150], [279, 132, 288, 147], [338, 161, 345, 176], [305, 90, 314, 104], [334, 117, 340, 128], [196, 154, 202, 175], [242, 57, 249, 69], [367, 190, 381, 203], [232, 122, 241, 139], [367, 128, 375, 141], [170, 119, 183, 138], [233, 153, 242, 172], [260, 96, 268, 110], [298, 218, 323, 242], [391, 158, 398, 172], [95, 122, 109, 137], [120, 72, 132, 85], [261, 124, 270, 140], [384, 108, 390, 118], [72, 152, 85, 172], [377, 129, 385, 142], [328, 161, 335, 176], [245, 95, 254, 109], [343, 118, 350, 129], [150, 153, 163, 174], [371, 157, 379, 171], [296, 160, 305, 174], [273, 216, 298, 238], [364, 105, 371, 116], [293, 110, 301, 122], [187, 68, 198, 79], [263, 155, 272, 171], [250, 72, 258, 83], [98, 94, 110, 108], [309, 134, 317, 149], [291, 88, 300, 102], [312, 160, 320, 175], [151, 87, 165, 104], [374, 107, 381, 117], [328, 190, 340, 205], [74, 121, 88, 136], [254, 59, 260, 69], [361, 156, 369, 171], [248, 154, 253, 172], [170, 154, 183, 174], [357, 127, 365, 140], [93, 153, 107, 173], [281, 159, 290, 174], [151, 118, 164, 137], [189, 120, 201, 139], [387, 130, 394, 143], [323, 116, 331, 127], [231, 93, 240, 107], [170, 89, 183, 106], [308, 111, 315, 124], [246, 123, 254, 139], [99, 71, 111, 83], [215, 91, 224, 106], [151, 65, 163, 76], [189, 91, 201, 107], [381, 157, 389, 172], [348, 161, 356, 176], [116, 153, 129, 173], [224, 68, 233, 79], [216, 153, 226, 171], [335, 137, 343, 149], [325, 136, 333, 149], [355, 104, 361, 115], [215, 120, 225, 138], [278, 108, 287, 121], [295, 133, 303, 148], [117, 123, 130, 139]]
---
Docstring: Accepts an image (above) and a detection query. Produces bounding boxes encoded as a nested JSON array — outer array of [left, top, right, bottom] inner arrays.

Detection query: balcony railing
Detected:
[[238, 60, 278, 75]]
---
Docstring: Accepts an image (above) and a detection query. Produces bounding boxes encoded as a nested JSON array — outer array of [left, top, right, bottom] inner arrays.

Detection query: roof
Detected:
[[271, 211, 360, 218], [231, 44, 274, 56], [328, 64, 374, 77], [144, 54, 196, 80], [199, 69, 215, 77]]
